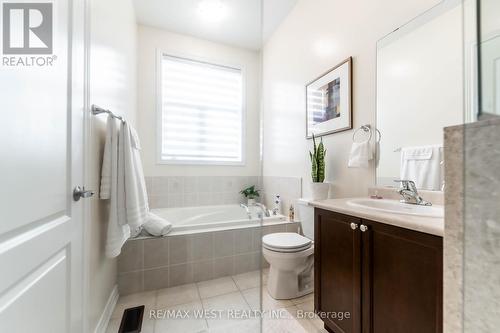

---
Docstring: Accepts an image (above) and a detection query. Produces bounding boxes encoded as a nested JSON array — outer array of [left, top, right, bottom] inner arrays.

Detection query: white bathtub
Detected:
[[150, 204, 287, 236], [119, 205, 297, 294]]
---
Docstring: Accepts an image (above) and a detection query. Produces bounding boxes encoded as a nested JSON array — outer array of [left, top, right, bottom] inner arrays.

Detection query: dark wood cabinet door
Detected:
[[315, 209, 362, 333], [361, 220, 443, 333]]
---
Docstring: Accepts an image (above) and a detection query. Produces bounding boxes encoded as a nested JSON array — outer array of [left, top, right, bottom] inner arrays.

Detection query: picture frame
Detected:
[[306, 57, 353, 139]]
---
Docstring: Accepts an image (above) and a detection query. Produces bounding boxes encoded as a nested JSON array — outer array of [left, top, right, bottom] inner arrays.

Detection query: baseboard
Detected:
[[94, 285, 119, 333]]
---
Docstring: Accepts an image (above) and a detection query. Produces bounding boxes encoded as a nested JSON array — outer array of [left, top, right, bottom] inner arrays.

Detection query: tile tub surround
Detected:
[[145, 176, 262, 209], [107, 270, 326, 333], [443, 117, 500, 332], [262, 176, 303, 214], [117, 222, 301, 295]]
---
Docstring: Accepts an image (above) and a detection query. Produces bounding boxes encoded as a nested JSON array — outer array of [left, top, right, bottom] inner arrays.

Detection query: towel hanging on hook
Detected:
[[349, 124, 379, 168]]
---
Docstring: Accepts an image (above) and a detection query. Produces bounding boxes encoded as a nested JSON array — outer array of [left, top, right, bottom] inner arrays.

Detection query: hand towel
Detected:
[[400, 145, 442, 191], [348, 141, 373, 168], [104, 116, 130, 258], [142, 213, 172, 237]]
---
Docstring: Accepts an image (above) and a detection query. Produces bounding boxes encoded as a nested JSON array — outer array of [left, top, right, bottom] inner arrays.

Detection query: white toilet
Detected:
[[263, 199, 314, 300]]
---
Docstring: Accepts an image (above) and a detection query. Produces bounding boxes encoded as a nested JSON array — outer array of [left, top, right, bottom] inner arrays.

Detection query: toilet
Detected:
[[263, 199, 314, 300]]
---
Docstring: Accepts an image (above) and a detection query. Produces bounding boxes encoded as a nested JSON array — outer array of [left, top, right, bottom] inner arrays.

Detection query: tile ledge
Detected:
[[444, 116, 500, 132]]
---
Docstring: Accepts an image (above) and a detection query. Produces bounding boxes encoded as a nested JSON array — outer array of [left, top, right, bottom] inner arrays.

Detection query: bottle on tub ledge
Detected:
[[288, 204, 295, 222], [272, 194, 281, 216]]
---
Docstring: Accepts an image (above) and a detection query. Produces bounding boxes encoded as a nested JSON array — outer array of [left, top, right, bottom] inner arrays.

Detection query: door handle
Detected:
[[350, 223, 359, 230], [360, 225, 369, 232], [73, 186, 95, 201]]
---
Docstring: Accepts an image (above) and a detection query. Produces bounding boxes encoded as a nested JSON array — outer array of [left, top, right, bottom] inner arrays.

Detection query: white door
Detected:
[[0, 0, 86, 332]]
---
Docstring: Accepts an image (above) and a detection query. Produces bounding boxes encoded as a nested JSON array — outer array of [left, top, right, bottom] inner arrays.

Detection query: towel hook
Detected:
[[352, 125, 381, 143]]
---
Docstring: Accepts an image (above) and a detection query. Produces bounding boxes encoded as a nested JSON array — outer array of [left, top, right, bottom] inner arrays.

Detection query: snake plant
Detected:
[[309, 134, 326, 183]]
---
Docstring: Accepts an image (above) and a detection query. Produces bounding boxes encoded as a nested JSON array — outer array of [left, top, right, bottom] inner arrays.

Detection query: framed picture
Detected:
[[306, 57, 353, 138]]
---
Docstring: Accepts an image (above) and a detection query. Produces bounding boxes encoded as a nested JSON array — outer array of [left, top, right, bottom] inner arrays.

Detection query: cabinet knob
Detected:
[[350, 223, 359, 230], [360, 225, 369, 232]]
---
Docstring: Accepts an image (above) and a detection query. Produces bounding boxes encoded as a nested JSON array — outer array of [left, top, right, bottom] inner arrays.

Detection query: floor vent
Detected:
[[118, 305, 145, 333]]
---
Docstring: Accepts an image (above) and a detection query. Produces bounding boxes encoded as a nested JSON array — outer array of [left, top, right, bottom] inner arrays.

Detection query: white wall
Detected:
[[88, 0, 137, 331], [377, 3, 463, 184], [262, 0, 441, 198], [137, 25, 261, 177]]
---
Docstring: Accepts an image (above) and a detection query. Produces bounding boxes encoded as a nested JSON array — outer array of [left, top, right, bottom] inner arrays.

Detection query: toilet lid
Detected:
[[262, 233, 312, 252]]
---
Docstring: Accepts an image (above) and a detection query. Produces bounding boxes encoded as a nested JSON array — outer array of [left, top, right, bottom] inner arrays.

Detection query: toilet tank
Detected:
[[296, 199, 314, 240]]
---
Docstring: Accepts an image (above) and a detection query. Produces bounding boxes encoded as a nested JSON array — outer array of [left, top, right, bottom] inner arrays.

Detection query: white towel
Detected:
[[100, 116, 113, 199], [103, 116, 130, 258], [143, 213, 172, 237], [120, 122, 149, 236], [103, 118, 172, 257], [400, 145, 442, 191], [117, 120, 127, 228], [348, 141, 373, 168]]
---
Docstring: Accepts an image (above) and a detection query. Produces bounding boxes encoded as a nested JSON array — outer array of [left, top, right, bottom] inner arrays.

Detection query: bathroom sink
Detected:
[[347, 198, 444, 218]]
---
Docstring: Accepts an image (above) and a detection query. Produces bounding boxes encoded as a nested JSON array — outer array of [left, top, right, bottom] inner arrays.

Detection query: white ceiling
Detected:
[[133, 0, 298, 51]]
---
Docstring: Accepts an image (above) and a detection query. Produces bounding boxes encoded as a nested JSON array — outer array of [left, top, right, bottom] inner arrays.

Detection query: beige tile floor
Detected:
[[106, 269, 327, 333]]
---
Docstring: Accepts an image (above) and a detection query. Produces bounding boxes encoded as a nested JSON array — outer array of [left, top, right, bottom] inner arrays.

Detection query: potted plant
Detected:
[[309, 134, 330, 200], [240, 185, 260, 205]]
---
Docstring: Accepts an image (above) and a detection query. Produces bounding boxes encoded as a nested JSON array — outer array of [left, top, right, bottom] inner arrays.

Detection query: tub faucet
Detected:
[[240, 203, 252, 219], [253, 203, 271, 218], [395, 180, 432, 206]]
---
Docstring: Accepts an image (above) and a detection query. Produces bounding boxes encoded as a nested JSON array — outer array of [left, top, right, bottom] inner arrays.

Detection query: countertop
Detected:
[[309, 197, 444, 237]]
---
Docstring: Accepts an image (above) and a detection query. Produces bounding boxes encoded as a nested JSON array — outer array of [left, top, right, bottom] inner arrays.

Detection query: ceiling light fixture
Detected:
[[197, 0, 228, 23]]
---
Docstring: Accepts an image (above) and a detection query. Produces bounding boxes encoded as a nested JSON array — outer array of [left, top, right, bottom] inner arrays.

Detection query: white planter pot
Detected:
[[310, 182, 330, 200], [247, 198, 256, 206]]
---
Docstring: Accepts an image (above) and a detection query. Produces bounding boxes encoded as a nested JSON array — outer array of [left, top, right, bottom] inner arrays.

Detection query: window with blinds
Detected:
[[159, 54, 244, 164]]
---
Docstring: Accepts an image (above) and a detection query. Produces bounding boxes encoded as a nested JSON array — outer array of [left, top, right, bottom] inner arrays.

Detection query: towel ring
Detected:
[[352, 125, 381, 143]]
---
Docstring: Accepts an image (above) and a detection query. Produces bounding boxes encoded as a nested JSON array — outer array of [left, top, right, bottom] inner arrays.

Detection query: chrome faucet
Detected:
[[253, 203, 271, 218], [241, 203, 271, 219], [240, 203, 252, 220], [394, 180, 432, 206]]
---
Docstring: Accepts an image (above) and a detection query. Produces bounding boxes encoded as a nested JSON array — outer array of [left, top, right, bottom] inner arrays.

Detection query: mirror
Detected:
[[478, 0, 500, 118], [376, 0, 463, 191], [480, 35, 500, 116]]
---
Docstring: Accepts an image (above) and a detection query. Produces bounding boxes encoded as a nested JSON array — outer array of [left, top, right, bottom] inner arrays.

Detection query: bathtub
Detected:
[[118, 204, 298, 295], [150, 204, 287, 236]]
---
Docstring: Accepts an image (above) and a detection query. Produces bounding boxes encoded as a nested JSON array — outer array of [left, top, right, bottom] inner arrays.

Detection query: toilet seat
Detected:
[[263, 232, 312, 253]]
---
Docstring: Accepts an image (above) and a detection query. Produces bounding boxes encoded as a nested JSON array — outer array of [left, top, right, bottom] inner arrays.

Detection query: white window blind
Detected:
[[159, 54, 244, 164]]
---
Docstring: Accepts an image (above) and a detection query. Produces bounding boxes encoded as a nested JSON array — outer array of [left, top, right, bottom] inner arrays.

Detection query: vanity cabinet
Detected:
[[314, 209, 443, 333]]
